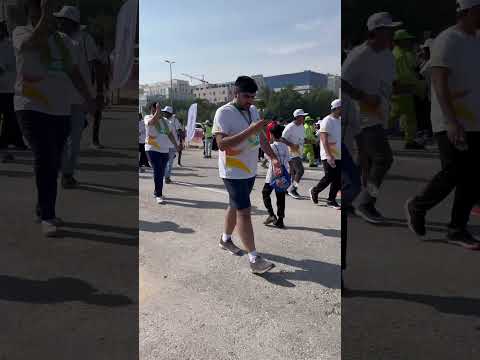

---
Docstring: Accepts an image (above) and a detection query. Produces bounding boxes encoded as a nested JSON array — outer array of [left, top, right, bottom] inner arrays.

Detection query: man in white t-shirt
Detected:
[[342, 12, 400, 224], [162, 106, 181, 183], [0, 21, 26, 152], [54, 6, 102, 189], [213, 76, 281, 274], [281, 109, 307, 199], [309, 99, 342, 209], [406, 0, 480, 249]]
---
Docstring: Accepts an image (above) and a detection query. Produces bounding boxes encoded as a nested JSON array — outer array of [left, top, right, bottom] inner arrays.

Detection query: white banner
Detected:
[[186, 103, 198, 142], [111, 0, 138, 89]]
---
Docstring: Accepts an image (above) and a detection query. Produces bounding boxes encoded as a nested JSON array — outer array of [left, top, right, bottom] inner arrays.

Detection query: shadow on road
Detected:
[[56, 222, 138, 246], [259, 253, 340, 289], [139, 220, 195, 234], [0, 170, 33, 178], [0, 275, 133, 306], [284, 225, 340, 238], [164, 197, 268, 215], [75, 182, 137, 196], [343, 288, 480, 317]]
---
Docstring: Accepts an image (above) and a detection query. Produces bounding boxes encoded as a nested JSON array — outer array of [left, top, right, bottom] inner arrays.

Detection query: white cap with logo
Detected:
[[367, 12, 403, 31], [457, 0, 480, 11], [53, 6, 81, 24], [293, 109, 309, 118], [331, 99, 342, 110], [161, 106, 174, 114]]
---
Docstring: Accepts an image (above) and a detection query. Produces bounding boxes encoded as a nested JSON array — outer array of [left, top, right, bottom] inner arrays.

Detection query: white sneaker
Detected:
[[41, 220, 58, 237], [156, 196, 165, 204]]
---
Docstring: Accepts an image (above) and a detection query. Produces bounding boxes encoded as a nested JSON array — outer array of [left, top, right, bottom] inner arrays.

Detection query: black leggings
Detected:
[[262, 183, 286, 218]]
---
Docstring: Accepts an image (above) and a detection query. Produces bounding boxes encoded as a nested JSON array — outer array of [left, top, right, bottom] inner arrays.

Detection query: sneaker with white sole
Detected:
[[250, 256, 275, 274], [309, 187, 319, 204], [42, 220, 58, 237], [288, 188, 301, 199], [156, 196, 165, 204], [219, 237, 242, 255]]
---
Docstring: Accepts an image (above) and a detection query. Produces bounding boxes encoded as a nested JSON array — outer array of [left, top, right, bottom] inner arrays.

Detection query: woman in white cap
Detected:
[[144, 102, 181, 204]]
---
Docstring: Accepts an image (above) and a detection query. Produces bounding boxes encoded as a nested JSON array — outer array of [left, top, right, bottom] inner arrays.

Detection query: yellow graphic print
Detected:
[[226, 156, 251, 174], [147, 136, 161, 149], [359, 101, 382, 119], [224, 146, 251, 174], [452, 90, 474, 124], [23, 82, 50, 109], [329, 143, 339, 159]]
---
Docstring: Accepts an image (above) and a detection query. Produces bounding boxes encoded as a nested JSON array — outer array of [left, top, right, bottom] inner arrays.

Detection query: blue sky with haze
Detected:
[[140, 0, 340, 85]]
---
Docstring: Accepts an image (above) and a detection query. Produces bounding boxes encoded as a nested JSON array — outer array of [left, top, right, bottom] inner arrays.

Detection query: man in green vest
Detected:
[[304, 116, 317, 167], [204, 120, 213, 158], [390, 29, 426, 149]]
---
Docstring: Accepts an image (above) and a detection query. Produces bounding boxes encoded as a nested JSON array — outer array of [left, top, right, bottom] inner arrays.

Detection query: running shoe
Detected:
[[250, 256, 275, 274], [405, 198, 426, 237], [446, 229, 480, 250], [309, 187, 319, 204], [219, 237, 242, 255], [264, 215, 277, 225]]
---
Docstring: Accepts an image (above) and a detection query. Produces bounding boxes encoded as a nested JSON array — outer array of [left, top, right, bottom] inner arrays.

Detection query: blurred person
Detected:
[[144, 102, 181, 204], [282, 109, 307, 199], [138, 112, 149, 171], [13, 0, 96, 236], [303, 115, 317, 167], [309, 99, 342, 209], [163, 107, 181, 183], [406, 0, 480, 249], [203, 119, 213, 158], [342, 12, 400, 224], [262, 124, 289, 229], [91, 36, 108, 148], [213, 76, 282, 274], [54, 5, 103, 189], [0, 21, 26, 153]]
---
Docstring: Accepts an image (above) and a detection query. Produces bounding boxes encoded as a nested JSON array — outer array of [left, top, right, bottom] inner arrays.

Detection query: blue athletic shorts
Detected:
[[222, 177, 256, 210]]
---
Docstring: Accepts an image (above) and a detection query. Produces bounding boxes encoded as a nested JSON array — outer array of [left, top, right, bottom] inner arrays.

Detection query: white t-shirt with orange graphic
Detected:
[[320, 114, 342, 160], [212, 102, 260, 179]]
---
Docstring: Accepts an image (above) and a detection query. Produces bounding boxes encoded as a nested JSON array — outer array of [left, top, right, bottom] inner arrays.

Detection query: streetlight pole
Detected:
[[164, 60, 175, 107]]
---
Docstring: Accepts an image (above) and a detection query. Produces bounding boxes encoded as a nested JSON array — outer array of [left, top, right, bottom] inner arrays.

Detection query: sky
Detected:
[[139, 0, 340, 85]]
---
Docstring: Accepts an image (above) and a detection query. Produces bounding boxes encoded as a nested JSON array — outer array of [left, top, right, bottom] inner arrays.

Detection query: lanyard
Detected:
[[232, 102, 252, 126]]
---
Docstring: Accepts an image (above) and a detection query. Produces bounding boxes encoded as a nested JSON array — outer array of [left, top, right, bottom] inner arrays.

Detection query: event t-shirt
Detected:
[[282, 121, 305, 160], [212, 102, 260, 179], [265, 141, 289, 184], [429, 26, 480, 133], [12, 25, 78, 116], [144, 114, 175, 153], [0, 39, 16, 93], [342, 42, 396, 129], [69, 30, 99, 105], [168, 116, 182, 148], [319, 114, 342, 160]]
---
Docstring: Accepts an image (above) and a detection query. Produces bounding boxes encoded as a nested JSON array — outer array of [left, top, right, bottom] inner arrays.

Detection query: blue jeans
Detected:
[[165, 148, 176, 178], [62, 110, 86, 177], [146, 151, 169, 197], [204, 137, 213, 157]]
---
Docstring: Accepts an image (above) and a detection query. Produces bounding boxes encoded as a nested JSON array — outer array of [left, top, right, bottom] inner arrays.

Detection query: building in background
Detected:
[[326, 74, 341, 96], [141, 79, 192, 101], [192, 82, 234, 104], [263, 70, 328, 94]]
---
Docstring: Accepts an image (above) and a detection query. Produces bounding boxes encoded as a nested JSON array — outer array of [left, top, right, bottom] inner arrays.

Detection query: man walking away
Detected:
[[282, 109, 307, 199]]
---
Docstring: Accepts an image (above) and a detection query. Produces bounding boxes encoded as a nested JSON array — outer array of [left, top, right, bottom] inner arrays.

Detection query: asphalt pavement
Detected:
[[140, 149, 341, 360]]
